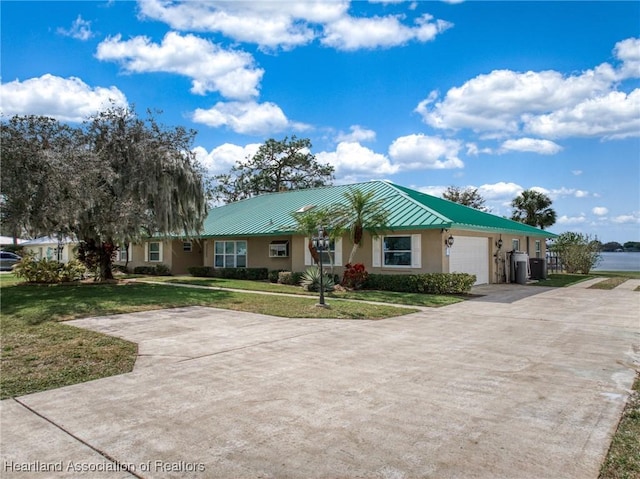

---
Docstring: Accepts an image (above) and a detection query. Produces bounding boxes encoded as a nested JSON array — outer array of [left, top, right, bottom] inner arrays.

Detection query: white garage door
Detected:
[[449, 236, 489, 285]]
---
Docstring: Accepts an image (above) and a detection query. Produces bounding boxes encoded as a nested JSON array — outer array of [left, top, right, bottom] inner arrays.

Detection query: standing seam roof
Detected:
[[199, 180, 556, 238]]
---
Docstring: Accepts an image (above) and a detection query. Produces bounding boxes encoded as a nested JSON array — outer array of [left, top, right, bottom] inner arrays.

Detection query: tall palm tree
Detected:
[[510, 190, 557, 229], [334, 188, 390, 265]]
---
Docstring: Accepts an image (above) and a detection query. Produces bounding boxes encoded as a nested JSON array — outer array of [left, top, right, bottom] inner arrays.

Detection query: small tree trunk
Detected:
[[348, 243, 358, 265], [307, 239, 320, 264]]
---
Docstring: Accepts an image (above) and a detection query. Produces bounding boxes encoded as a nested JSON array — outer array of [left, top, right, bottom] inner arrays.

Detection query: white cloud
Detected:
[[388, 134, 464, 170], [614, 37, 640, 80], [192, 101, 308, 136], [574, 190, 589, 198], [137, 0, 452, 51], [0, 74, 127, 122], [557, 214, 587, 225], [465, 142, 494, 156], [96, 32, 263, 99], [322, 13, 452, 50], [138, 0, 347, 51], [592, 207, 609, 216], [525, 89, 640, 140], [572, 170, 583, 176], [500, 138, 563, 155], [57, 15, 94, 41], [336, 125, 376, 143], [417, 185, 448, 197], [611, 213, 640, 224], [317, 141, 397, 179], [193, 142, 261, 175], [477, 181, 523, 200], [415, 37, 639, 141]]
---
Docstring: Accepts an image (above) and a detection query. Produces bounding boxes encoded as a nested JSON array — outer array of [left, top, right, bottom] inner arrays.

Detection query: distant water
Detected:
[[593, 252, 640, 271]]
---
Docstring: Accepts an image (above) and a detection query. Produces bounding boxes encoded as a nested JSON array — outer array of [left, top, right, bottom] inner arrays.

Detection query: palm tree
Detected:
[[510, 190, 557, 229], [334, 188, 390, 265], [292, 208, 342, 268]]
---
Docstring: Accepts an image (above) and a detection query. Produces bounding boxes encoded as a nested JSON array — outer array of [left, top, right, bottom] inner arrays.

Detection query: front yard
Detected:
[[0, 274, 419, 398]]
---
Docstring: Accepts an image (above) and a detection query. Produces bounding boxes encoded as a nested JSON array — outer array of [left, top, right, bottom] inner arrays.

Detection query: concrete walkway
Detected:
[[1, 286, 638, 479]]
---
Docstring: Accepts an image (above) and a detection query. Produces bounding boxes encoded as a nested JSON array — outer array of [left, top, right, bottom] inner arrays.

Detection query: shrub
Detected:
[[154, 263, 171, 276], [210, 267, 269, 280], [300, 267, 335, 293], [412, 273, 476, 294], [341, 263, 369, 289], [112, 264, 129, 274], [269, 269, 286, 283], [278, 271, 304, 285], [133, 264, 171, 276], [14, 253, 86, 283], [550, 232, 601, 274], [133, 266, 156, 275], [364, 274, 415, 292], [188, 266, 215, 277], [363, 273, 476, 295]]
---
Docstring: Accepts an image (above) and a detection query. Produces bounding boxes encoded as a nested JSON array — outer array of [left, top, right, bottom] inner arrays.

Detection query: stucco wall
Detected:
[[140, 230, 549, 283]]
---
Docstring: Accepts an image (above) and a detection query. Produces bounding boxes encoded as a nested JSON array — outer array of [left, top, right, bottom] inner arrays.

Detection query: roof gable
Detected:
[[201, 181, 556, 238]]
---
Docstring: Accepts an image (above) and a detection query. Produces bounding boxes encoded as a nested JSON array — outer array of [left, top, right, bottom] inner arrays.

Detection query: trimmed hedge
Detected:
[[188, 266, 215, 277], [364, 273, 476, 295], [187, 266, 269, 281], [133, 264, 171, 276]]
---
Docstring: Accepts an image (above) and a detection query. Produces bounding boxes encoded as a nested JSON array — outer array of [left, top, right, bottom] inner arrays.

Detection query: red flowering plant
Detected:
[[341, 263, 368, 290]]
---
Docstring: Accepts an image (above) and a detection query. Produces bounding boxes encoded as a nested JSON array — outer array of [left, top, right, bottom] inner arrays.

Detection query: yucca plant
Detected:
[[300, 266, 335, 293]]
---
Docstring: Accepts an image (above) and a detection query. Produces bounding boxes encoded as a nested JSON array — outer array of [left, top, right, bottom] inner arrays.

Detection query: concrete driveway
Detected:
[[1, 285, 638, 479]]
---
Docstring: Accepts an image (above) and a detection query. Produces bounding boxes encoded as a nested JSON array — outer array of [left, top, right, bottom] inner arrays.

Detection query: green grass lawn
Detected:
[[532, 271, 639, 288], [532, 273, 596, 287], [142, 275, 465, 308], [589, 277, 629, 290], [0, 275, 417, 398], [599, 375, 640, 479]]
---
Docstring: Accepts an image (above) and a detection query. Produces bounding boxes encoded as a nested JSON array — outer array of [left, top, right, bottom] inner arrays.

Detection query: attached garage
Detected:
[[449, 236, 489, 285]]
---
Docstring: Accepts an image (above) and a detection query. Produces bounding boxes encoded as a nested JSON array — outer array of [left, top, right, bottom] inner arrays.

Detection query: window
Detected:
[[383, 236, 412, 266], [512, 239, 520, 252], [269, 240, 289, 257], [373, 234, 421, 268], [147, 242, 162, 262], [119, 244, 131, 262], [304, 237, 342, 266], [183, 241, 192, 253], [214, 241, 247, 268], [535, 240, 541, 258]]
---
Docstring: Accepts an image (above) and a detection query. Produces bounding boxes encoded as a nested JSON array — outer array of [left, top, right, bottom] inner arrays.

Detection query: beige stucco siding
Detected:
[[132, 230, 549, 282], [202, 237, 294, 271], [171, 240, 204, 275], [114, 240, 174, 272]]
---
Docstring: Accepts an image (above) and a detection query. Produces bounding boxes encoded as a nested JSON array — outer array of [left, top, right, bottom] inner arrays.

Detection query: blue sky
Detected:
[[1, 1, 639, 243]]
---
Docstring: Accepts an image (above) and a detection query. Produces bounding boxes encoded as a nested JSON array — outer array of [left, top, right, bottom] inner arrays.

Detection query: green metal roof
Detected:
[[200, 180, 557, 238]]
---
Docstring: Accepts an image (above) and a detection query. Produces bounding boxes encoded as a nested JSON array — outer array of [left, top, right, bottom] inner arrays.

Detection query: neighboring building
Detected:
[[21, 236, 77, 263], [116, 181, 557, 284], [0, 236, 26, 247], [116, 239, 204, 275]]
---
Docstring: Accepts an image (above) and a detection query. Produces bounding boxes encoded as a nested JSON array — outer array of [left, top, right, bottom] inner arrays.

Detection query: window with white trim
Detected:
[[119, 244, 131, 262], [304, 237, 342, 266], [214, 241, 247, 268], [373, 234, 421, 268], [147, 242, 162, 262], [183, 241, 192, 253], [535, 240, 541, 258], [512, 239, 520, 251], [383, 236, 412, 266], [269, 240, 289, 257]]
